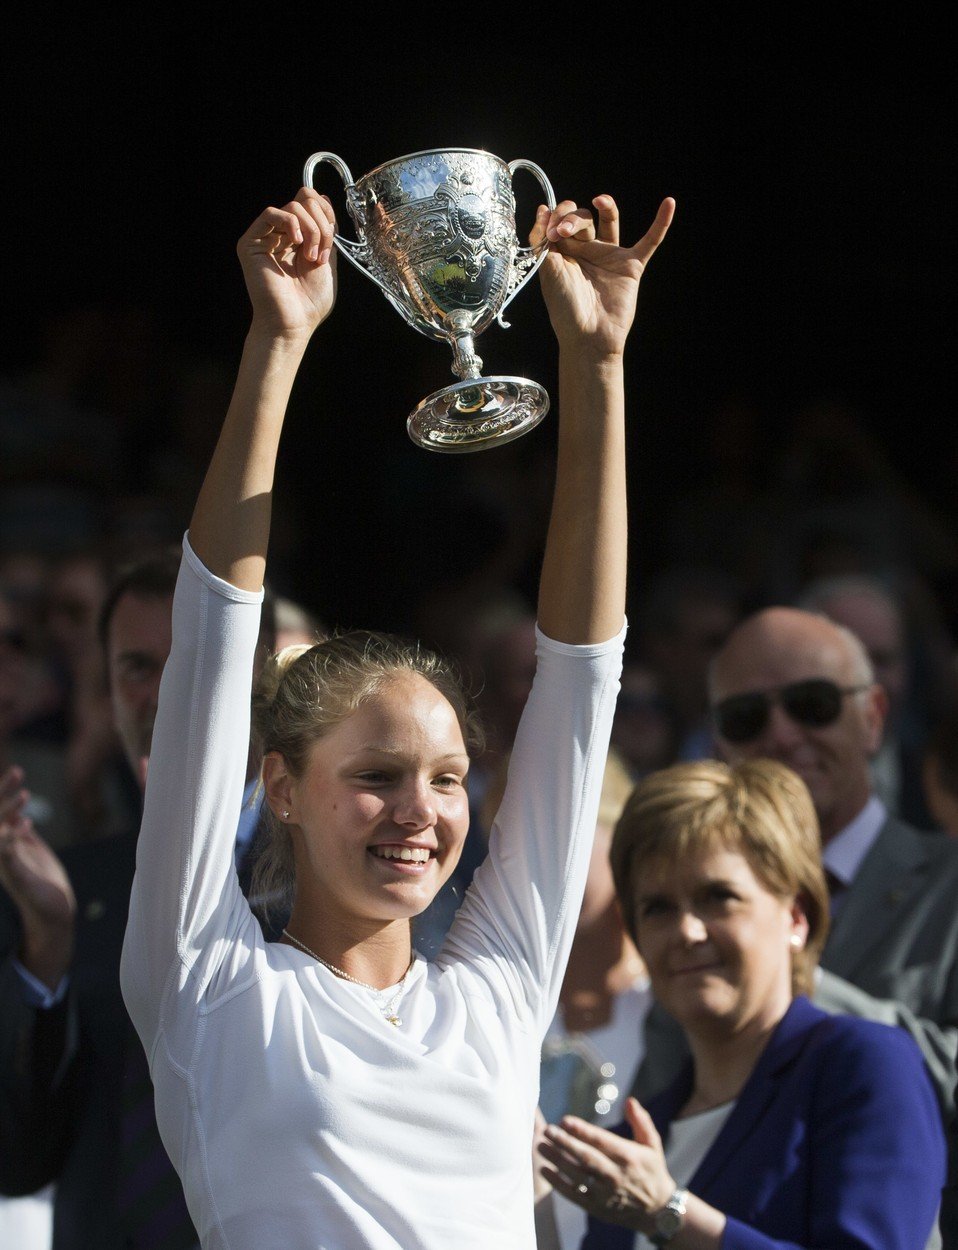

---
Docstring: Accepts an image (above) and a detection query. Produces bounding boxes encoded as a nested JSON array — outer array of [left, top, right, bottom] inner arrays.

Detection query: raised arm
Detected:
[[533, 195, 674, 644], [121, 189, 338, 1034], [188, 188, 338, 590]]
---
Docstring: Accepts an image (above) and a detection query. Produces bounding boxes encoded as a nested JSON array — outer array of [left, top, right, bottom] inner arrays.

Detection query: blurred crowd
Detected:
[[4, 298, 958, 1248], [5, 302, 958, 856]]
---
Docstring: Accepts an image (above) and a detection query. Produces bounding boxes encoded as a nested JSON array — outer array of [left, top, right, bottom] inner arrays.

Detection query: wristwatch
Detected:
[[650, 1187, 688, 1244]]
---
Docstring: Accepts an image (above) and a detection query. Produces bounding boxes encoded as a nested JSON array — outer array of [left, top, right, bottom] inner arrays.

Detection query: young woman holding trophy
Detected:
[[120, 174, 673, 1248]]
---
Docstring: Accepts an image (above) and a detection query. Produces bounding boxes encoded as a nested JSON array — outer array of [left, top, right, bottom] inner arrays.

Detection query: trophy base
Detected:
[[407, 377, 550, 453]]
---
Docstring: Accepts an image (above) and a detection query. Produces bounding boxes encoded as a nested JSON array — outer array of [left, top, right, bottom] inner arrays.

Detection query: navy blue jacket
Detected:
[[583, 996, 945, 1249]]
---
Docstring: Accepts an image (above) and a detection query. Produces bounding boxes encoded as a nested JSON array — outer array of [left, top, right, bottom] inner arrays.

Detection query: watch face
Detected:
[[655, 1207, 683, 1236]]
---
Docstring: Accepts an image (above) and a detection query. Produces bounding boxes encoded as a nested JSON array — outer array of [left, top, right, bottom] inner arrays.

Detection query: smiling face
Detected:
[[267, 672, 471, 933], [632, 847, 807, 1041], [710, 608, 885, 842]]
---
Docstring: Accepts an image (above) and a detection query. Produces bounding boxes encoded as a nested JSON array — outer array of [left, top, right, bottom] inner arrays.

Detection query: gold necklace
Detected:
[[282, 928, 413, 1026]]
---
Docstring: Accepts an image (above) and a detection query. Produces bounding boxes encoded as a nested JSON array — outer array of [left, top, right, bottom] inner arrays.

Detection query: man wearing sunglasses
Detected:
[[704, 605, 958, 1111], [631, 604, 958, 1125]]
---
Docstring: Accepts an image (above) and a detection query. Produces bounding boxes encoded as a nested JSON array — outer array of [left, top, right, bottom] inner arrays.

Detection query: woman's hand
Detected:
[[537, 1097, 676, 1233], [533, 195, 674, 359], [0, 765, 77, 989], [237, 187, 338, 339]]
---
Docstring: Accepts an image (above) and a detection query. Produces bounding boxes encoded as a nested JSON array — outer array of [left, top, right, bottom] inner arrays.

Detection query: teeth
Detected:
[[372, 846, 431, 862]]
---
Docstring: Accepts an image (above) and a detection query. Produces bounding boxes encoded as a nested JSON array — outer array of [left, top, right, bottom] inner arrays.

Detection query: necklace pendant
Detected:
[[386, 1014, 401, 1026]]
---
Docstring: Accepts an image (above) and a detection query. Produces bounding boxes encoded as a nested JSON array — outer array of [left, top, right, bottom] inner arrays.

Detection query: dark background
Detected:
[[2, 10, 954, 638]]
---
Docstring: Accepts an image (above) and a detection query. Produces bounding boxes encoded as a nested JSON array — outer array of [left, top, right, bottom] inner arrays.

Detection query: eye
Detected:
[[432, 774, 464, 791], [638, 897, 673, 919], [705, 884, 740, 907], [354, 770, 391, 785], [119, 657, 157, 682]]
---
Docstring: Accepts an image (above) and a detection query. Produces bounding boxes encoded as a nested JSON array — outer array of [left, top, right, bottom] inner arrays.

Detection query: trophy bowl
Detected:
[[304, 148, 556, 453]]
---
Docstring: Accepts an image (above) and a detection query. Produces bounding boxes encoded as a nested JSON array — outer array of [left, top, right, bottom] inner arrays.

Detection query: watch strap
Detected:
[[650, 1186, 689, 1245]]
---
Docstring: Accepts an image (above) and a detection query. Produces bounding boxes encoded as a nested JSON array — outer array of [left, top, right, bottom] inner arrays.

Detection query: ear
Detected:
[[262, 751, 295, 822], [788, 894, 811, 950], [862, 684, 889, 757]]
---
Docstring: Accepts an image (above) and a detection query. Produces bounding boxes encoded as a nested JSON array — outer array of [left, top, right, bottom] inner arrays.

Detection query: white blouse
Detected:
[[634, 1102, 735, 1250]]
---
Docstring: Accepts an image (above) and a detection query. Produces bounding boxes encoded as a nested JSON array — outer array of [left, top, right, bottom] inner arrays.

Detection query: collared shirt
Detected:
[[822, 795, 887, 890]]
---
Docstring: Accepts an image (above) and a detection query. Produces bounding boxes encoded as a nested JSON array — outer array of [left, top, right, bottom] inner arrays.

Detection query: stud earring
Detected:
[[790, 934, 803, 949], [282, 810, 290, 820]]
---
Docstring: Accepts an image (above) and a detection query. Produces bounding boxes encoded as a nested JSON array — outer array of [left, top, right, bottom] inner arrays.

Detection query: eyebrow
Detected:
[[115, 649, 163, 665], [635, 889, 671, 905], [353, 746, 470, 763], [636, 876, 740, 900]]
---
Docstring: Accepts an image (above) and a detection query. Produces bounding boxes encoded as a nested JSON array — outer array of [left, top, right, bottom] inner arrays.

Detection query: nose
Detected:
[[133, 672, 163, 730], [757, 699, 806, 756], [677, 909, 708, 946], [146, 671, 163, 713], [393, 776, 437, 829]]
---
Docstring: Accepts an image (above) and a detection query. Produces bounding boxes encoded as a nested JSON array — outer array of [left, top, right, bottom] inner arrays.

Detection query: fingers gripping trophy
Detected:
[[304, 148, 555, 452]]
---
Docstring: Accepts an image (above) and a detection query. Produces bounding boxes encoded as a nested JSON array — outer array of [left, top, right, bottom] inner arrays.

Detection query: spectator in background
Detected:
[[922, 705, 958, 838], [0, 549, 277, 1248], [610, 659, 680, 783], [540, 760, 944, 1250], [464, 597, 539, 794], [273, 594, 326, 651], [704, 605, 958, 1107], [0, 585, 70, 849], [43, 549, 133, 843], [636, 568, 742, 762], [0, 551, 51, 644], [798, 572, 934, 828], [0, 550, 188, 1249]]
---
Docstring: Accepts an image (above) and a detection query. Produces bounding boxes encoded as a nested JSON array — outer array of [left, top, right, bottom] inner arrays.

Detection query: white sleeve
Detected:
[[441, 623, 625, 1036], [120, 534, 264, 1048]]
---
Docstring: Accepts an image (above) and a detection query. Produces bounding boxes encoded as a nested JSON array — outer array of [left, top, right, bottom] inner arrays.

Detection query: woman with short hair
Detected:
[[539, 758, 945, 1249]]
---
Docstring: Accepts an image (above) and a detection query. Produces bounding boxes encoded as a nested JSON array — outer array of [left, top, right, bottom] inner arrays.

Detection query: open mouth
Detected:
[[368, 845, 436, 866]]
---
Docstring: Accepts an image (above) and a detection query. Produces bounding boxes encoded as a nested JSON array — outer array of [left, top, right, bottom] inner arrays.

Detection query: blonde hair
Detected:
[[610, 758, 829, 996], [250, 630, 482, 923]]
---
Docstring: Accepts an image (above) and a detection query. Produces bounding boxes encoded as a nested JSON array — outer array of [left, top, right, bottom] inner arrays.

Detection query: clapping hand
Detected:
[[537, 1097, 676, 1233], [0, 764, 76, 989]]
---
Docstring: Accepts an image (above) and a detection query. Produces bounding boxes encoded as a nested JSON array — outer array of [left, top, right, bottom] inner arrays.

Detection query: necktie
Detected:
[[116, 1017, 199, 1249]]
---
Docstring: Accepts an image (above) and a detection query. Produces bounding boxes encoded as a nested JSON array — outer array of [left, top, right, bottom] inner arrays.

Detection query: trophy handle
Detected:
[[498, 158, 557, 326], [302, 151, 409, 319]]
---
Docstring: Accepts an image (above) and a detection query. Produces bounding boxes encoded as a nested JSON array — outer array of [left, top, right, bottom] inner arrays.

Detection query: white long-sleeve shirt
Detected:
[[120, 535, 624, 1250]]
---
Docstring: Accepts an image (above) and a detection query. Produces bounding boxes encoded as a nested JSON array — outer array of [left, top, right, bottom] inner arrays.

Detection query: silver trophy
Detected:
[[304, 148, 556, 453]]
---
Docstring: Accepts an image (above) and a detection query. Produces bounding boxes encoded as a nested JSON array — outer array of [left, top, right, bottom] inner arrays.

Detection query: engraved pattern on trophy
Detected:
[[362, 153, 515, 346], [414, 382, 542, 447], [304, 147, 556, 453]]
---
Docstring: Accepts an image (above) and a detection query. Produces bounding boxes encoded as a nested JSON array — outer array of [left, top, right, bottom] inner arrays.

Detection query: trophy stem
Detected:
[[446, 309, 484, 384], [451, 332, 483, 382]]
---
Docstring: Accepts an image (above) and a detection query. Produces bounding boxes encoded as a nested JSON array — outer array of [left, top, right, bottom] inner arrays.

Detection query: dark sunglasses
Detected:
[[712, 679, 871, 744]]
